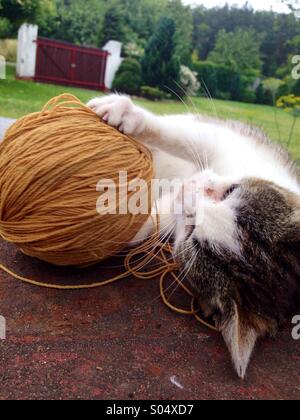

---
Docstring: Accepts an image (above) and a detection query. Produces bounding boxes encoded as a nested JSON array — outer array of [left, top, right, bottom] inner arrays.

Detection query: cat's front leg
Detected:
[[87, 95, 211, 164], [87, 94, 154, 138]]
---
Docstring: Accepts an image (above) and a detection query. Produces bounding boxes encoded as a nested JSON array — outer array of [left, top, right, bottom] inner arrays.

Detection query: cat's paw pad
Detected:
[[87, 95, 143, 136]]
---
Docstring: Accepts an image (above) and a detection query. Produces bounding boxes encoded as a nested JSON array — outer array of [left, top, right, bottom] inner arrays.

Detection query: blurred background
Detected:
[[0, 0, 299, 159]]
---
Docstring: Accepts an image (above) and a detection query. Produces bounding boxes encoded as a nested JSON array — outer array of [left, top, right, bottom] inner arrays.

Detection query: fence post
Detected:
[[103, 41, 123, 89], [16, 23, 38, 79]]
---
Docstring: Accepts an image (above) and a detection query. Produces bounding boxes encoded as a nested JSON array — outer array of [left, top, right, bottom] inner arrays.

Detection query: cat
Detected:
[[87, 94, 300, 379]]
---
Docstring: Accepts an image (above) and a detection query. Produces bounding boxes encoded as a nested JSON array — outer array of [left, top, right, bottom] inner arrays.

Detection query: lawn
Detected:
[[1, 64, 299, 160]]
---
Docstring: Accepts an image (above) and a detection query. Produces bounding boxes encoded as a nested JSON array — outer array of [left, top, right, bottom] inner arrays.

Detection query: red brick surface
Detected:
[[0, 239, 299, 400]]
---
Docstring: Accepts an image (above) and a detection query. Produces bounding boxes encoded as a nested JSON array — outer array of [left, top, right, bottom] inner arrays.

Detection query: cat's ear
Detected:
[[220, 302, 259, 379]]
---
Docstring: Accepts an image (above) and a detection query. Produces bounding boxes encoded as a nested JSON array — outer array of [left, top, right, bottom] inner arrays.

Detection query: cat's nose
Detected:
[[177, 179, 222, 203], [204, 187, 214, 197], [204, 186, 221, 201]]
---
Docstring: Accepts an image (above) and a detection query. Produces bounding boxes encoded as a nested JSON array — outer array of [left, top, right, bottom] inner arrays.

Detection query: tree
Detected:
[[42, 0, 106, 46], [208, 28, 262, 74], [282, 0, 300, 12], [261, 12, 300, 76], [191, 4, 300, 77], [263, 78, 285, 103], [113, 58, 142, 95], [119, 0, 169, 47], [165, 0, 193, 65], [0, 18, 12, 38], [99, 5, 125, 46], [0, 0, 56, 36], [141, 17, 180, 96]]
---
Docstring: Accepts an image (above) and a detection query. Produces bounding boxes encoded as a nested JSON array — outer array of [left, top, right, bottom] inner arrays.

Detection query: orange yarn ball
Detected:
[[0, 95, 153, 266]]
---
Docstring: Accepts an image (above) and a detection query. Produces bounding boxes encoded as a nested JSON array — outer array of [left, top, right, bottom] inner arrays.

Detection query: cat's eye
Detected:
[[221, 184, 239, 201]]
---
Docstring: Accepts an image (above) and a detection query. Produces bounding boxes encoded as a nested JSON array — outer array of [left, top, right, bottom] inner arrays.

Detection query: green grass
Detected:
[[1, 64, 299, 160]]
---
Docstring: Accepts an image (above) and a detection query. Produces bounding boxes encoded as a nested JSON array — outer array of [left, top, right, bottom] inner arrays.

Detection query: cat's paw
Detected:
[[87, 94, 144, 136]]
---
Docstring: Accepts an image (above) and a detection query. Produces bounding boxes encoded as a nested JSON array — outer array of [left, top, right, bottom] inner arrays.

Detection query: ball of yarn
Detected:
[[0, 95, 153, 266]]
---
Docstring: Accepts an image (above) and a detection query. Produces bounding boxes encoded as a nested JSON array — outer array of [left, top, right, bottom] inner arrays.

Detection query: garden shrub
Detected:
[[141, 86, 166, 101], [112, 58, 142, 95], [292, 79, 300, 96], [192, 61, 218, 97], [180, 65, 200, 97], [192, 61, 251, 102], [0, 39, 17, 62], [0, 18, 12, 39]]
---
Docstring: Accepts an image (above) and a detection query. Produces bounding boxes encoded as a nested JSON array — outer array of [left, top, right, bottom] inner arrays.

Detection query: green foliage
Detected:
[[276, 93, 300, 147], [208, 28, 262, 73], [255, 82, 267, 105], [192, 4, 300, 77], [112, 58, 142, 95], [0, 0, 56, 36], [192, 61, 218, 97], [293, 79, 300, 96], [277, 82, 290, 98], [123, 42, 144, 58], [193, 61, 263, 103], [140, 86, 166, 101], [193, 61, 257, 103], [216, 65, 242, 101], [113, 72, 142, 95], [116, 0, 168, 47], [117, 58, 141, 73], [99, 5, 125, 46], [141, 17, 180, 96], [42, 0, 105, 46], [0, 39, 17, 62], [262, 78, 285, 103], [277, 94, 300, 115], [239, 86, 256, 104], [165, 0, 193, 65], [0, 18, 12, 38]]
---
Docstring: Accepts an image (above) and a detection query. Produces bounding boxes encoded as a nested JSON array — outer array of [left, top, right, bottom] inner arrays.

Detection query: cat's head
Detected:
[[174, 170, 300, 379]]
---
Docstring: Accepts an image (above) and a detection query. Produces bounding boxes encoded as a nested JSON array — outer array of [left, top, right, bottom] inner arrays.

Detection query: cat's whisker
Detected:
[[200, 79, 219, 121], [172, 81, 212, 173], [163, 84, 204, 172], [131, 223, 176, 273], [164, 247, 199, 302], [173, 82, 206, 172], [150, 242, 196, 303]]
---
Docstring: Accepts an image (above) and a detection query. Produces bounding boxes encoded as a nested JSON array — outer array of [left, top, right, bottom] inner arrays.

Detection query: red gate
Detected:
[[34, 38, 109, 91]]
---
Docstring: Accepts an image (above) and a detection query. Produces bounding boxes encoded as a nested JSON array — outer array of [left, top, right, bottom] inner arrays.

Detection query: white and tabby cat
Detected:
[[88, 94, 300, 379]]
